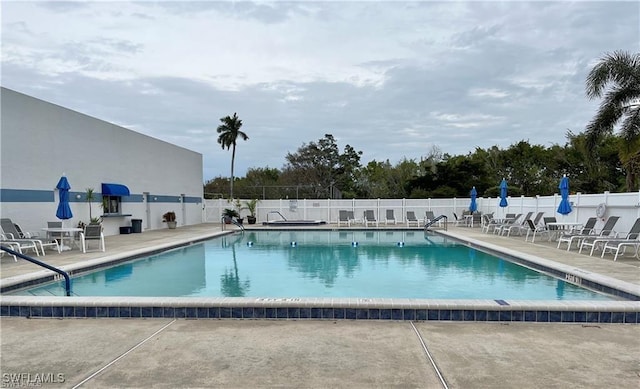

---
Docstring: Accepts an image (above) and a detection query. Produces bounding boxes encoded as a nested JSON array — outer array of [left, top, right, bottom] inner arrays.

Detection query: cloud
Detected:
[[2, 1, 638, 181]]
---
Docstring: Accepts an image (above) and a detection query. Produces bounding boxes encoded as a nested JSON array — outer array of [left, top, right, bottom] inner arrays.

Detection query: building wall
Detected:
[[0, 87, 203, 236]]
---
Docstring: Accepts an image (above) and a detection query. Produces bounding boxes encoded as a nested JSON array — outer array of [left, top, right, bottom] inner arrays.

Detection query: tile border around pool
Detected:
[[1, 296, 639, 323]]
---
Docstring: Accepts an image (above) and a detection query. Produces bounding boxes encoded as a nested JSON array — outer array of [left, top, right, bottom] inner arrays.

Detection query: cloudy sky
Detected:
[[2, 1, 638, 181]]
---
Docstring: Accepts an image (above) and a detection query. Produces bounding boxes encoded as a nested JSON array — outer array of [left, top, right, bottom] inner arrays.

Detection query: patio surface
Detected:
[[1, 223, 639, 388]]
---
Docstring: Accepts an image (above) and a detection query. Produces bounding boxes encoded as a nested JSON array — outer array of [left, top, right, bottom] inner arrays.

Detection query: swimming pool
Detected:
[[8, 230, 616, 301]]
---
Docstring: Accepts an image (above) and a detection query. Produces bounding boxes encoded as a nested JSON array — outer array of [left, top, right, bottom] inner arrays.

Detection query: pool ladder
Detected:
[[424, 215, 448, 231], [221, 216, 245, 231], [266, 211, 287, 223]]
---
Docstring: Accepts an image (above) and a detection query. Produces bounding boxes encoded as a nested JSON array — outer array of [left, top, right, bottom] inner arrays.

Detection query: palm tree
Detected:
[[216, 112, 249, 198], [585, 50, 640, 190]]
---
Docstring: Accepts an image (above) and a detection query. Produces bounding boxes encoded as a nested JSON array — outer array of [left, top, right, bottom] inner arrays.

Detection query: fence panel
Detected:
[[203, 191, 640, 232]]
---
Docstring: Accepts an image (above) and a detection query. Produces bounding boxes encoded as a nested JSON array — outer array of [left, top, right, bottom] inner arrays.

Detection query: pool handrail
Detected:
[[424, 215, 448, 231], [266, 211, 287, 223], [220, 216, 245, 231], [0, 245, 71, 296]]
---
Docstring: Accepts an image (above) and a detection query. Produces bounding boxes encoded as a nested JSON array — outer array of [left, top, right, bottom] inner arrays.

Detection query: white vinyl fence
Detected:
[[204, 191, 640, 235]]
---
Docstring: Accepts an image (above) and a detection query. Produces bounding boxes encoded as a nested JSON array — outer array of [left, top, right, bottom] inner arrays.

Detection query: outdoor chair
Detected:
[[524, 219, 551, 242], [577, 216, 621, 255], [580, 217, 636, 257], [602, 237, 640, 261], [0, 233, 40, 258], [363, 210, 378, 227], [1, 218, 59, 255], [481, 213, 499, 234], [406, 211, 422, 227], [338, 210, 351, 227], [556, 217, 598, 251], [385, 209, 397, 225], [503, 212, 534, 236], [80, 224, 105, 253], [452, 212, 465, 227], [494, 214, 522, 235], [531, 212, 545, 227]]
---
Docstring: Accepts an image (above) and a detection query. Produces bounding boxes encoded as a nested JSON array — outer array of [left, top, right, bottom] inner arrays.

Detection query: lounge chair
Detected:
[[338, 210, 351, 227], [80, 224, 105, 253], [531, 212, 545, 227], [524, 219, 551, 243], [385, 209, 397, 225], [556, 217, 598, 251], [1, 218, 60, 255], [363, 210, 378, 227], [503, 212, 534, 236], [602, 237, 640, 261], [577, 216, 623, 255], [0, 233, 40, 257], [0, 240, 22, 261], [494, 213, 522, 235], [481, 214, 499, 233], [406, 211, 422, 227], [452, 212, 465, 227], [580, 217, 637, 257]]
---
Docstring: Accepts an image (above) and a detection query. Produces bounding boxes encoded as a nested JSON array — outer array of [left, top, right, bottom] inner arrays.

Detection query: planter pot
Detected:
[[223, 216, 232, 224], [166, 221, 177, 229], [247, 216, 257, 225]]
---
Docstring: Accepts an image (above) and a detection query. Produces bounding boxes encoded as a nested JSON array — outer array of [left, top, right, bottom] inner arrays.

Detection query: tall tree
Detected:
[[216, 113, 249, 198], [585, 50, 640, 190]]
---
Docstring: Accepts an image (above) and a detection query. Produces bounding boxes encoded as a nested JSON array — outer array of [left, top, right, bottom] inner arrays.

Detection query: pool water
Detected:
[[14, 230, 615, 300]]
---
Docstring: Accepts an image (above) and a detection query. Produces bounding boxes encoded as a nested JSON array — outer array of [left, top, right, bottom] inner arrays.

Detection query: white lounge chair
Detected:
[[503, 212, 534, 236], [385, 209, 397, 225], [338, 210, 351, 227], [556, 217, 598, 251], [0, 233, 39, 257], [581, 217, 639, 257], [524, 219, 551, 242], [1, 218, 60, 255], [364, 210, 378, 227], [578, 216, 623, 255], [406, 211, 422, 227], [602, 238, 640, 261]]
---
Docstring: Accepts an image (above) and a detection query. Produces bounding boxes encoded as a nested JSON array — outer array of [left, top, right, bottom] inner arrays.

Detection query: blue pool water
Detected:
[[14, 230, 615, 300]]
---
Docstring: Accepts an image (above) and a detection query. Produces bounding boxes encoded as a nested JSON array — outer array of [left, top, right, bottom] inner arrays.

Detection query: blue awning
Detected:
[[101, 183, 130, 196]]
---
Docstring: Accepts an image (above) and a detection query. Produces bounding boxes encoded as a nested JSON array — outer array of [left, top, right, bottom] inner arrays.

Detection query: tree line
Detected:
[[210, 50, 639, 199]]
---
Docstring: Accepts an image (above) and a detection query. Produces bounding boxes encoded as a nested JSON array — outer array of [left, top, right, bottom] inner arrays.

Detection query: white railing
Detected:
[[204, 191, 640, 235]]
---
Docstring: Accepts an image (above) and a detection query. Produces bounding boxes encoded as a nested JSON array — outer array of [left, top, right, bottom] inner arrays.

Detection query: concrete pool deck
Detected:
[[1, 223, 639, 388]]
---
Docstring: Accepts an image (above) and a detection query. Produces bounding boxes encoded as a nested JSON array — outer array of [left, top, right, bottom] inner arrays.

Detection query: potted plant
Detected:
[[244, 199, 258, 224], [163, 211, 177, 229], [222, 208, 239, 224]]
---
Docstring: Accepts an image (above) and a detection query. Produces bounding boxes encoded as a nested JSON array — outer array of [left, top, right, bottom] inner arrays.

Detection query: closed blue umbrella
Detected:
[[499, 178, 508, 207], [469, 186, 478, 212], [55, 176, 73, 220], [557, 175, 572, 215]]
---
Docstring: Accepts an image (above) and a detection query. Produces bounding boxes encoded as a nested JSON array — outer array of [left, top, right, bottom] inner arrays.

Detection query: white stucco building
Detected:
[[1, 87, 203, 236]]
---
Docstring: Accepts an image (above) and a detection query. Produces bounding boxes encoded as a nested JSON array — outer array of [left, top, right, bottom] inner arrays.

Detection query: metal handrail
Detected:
[[266, 211, 287, 223], [424, 215, 448, 231], [221, 216, 245, 231], [0, 245, 71, 296]]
